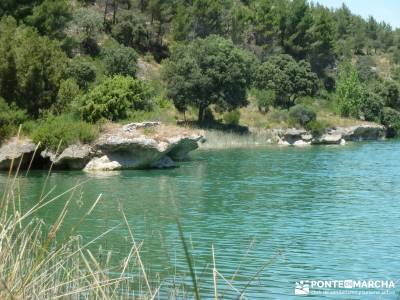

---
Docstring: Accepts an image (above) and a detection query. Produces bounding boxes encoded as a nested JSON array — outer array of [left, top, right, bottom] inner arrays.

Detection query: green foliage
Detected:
[[359, 90, 383, 122], [101, 45, 138, 77], [335, 61, 363, 118], [78, 76, 154, 123], [307, 6, 336, 73], [25, 0, 71, 39], [288, 104, 317, 126], [254, 54, 318, 108], [111, 10, 148, 50], [65, 58, 97, 90], [163, 35, 255, 122], [54, 79, 81, 114], [72, 8, 103, 55], [267, 109, 290, 124], [73, 8, 103, 39], [381, 107, 400, 136], [305, 120, 329, 136], [0, 97, 27, 142], [30, 114, 99, 150], [0, 17, 68, 117], [373, 80, 400, 110], [252, 89, 276, 113], [223, 110, 241, 126], [356, 56, 377, 82]]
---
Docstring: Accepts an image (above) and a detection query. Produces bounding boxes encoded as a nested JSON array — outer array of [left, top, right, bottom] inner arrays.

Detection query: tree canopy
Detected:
[[163, 35, 255, 122]]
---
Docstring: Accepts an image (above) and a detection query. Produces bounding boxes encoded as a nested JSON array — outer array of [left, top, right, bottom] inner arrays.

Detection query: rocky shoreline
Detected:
[[0, 122, 389, 171], [0, 122, 203, 171], [273, 124, 386, 146]]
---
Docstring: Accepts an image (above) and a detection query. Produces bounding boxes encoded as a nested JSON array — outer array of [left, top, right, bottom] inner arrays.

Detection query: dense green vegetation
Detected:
[[1, 0, 400, 147]]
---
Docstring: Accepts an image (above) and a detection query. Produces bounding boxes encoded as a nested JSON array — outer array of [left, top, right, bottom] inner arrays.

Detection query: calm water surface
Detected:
[[1, 141, 400, 299]]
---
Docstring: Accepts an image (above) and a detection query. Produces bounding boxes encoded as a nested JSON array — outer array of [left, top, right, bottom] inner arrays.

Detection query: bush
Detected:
[[101, 45, 138, 77], [305, 120, 329, 136], [359, 90, 383, 122], [356, 56, 377, 82], [0, 98, 27, 142], [65, 58, 96, 89], [335, 61, 363, 118], [78, 76, 154, 123], [223, 110, 241, 126], [288, 104, 317, 126], [30, 114, 99, 150], [53, 79, 81, 114], [111, 10, 148, 51], [381, 107, 400, 137], [373, 80, 400, 110], [252, 89, 275, 113]]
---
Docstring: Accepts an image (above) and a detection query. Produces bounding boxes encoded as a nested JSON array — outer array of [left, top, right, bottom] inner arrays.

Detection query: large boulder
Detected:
[[56, 145, 93, 169], [333, 124, 386, 141], [0, 138, 37, 170], [41, 144, 93, 170], [84, 124, 202, 171], [276, 128, 309, 146], [312, 133, 344, 145]]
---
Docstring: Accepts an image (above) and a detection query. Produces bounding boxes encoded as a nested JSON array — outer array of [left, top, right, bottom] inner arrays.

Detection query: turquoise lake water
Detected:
[[1, 140, 400, 299]]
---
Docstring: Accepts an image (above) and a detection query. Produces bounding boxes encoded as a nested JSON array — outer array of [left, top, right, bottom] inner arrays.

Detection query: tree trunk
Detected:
[[112, 0, 117, 24], [140, 0, 145, 12], [198, 105, 205, 124], [103, 0, 109, 27]]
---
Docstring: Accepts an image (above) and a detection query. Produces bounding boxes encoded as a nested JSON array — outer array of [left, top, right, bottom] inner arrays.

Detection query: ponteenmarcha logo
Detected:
[[295, 281, 310, 295]]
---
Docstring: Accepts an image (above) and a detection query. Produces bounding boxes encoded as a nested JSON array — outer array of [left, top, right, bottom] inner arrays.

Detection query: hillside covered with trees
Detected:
[[1, 0, 400, 149]]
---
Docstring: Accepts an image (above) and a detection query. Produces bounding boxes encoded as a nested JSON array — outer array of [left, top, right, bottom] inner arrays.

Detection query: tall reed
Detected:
[[0, 135, 280, 299]]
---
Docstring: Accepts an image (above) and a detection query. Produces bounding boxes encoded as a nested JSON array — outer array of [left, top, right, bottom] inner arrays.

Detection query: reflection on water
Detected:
[[1, 141, 400, 299]]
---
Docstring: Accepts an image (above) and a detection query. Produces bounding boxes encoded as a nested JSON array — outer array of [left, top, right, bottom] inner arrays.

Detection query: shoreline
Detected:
[[0, 122, 390, 171]]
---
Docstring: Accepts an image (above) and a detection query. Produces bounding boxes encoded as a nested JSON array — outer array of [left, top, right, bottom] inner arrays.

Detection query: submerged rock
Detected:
[[0, 138, 37, 170]]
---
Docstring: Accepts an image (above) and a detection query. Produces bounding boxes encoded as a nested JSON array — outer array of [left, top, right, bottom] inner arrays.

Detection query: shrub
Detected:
[[0, 97, 27, 142], [356, 56, 377, 82], [78, 76, 154, 123], [111, 10, 148, 50], [305, 120, 329, 136], [267, 109, 289, 124], [373, 80, 400, 110], [223, 110, 241, 126], [53, 79, 81, 114], [381, 107, 400, 137], [359, 90, 383, 122], [30, 114, 99, 150], [252, 89, 275, 113], [288, 104, 316, 126], [65, 58, 96, 89], [335, 61, 363, 118], [102, 45, 138, 77]]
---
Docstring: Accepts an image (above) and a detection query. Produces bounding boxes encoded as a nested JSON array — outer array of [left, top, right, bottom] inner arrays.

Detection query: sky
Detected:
[[313, 0, 400, 29]]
